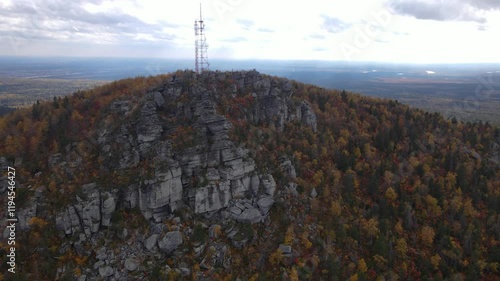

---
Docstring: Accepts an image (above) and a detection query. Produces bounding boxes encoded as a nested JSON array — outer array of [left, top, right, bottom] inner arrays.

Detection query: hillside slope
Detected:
[[0, 70, 499, 280]]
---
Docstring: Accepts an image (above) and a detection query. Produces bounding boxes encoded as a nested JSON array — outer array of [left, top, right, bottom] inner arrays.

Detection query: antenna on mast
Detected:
[[194, 3, 209, 74]]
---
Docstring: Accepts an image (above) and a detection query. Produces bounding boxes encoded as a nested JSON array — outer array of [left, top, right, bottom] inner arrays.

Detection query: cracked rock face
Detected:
[[137, 96, 163, 154], [92, 71, 297, 221], [219, 70, 317, 132], [47, 71, 305, 236], [55, 184, 117, 236]]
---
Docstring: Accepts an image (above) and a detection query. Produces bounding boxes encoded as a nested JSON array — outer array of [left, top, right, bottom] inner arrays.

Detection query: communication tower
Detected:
[[194, 3, 209, 74]]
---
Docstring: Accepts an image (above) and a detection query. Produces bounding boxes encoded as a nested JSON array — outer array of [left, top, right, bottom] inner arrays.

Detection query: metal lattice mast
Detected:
[[194, 3, 209, 74]]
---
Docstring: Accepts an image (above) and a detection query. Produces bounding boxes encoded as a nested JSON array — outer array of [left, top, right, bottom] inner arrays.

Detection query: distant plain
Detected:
[[1, 57, 499, 124]]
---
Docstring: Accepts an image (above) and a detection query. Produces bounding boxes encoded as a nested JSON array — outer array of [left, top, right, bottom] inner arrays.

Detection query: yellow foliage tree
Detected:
[[430, 254, 441, 270], [284, 226, 295, 245], [301, 231, 312, 250], [445, 172, 456, 191], [385, 187, 398, 202], [394, 220, 404, 235], [395, 238, 407, 257], [330, 200, 342, 217], [269, 249, 283, 267], [425, 195, 442, 219], [463, 198, 478, 218], [290, 268, 299, 281], [312, 170, 324, 188], [358, 258, 368, 273], [420, 225, 436, 246], [362, 218, 380, 239]]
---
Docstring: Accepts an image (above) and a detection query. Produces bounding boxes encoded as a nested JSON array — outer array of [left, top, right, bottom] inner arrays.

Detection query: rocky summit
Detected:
[[1, 70, 499, 280], [53, 70, 312, 230]]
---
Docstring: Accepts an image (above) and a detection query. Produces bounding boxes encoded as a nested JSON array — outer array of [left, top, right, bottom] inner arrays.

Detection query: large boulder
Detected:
[[257, 196, 274, 215], [98, 266, 114, 277], [158, 231, 183, 254], [124, 258, 139, 272], [101, 192, 116, 227], [144, 234, 159, 251]]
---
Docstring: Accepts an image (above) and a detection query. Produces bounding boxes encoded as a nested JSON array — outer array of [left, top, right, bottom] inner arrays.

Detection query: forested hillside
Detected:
[[0, 70, 498, 280]]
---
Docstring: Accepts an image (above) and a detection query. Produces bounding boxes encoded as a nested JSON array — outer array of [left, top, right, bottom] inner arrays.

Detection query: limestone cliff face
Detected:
[[47, 70, 316, 231]]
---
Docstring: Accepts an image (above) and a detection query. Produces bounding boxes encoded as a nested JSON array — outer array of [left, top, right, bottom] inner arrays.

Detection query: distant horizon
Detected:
[[2, 55, 500, 67]]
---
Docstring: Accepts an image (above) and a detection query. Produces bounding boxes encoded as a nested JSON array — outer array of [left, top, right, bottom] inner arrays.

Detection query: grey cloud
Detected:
[[466, 0, 500, 10], [321, 16, 351, 33], [0, 0, 175, 43], [5, 3, 37, 15], [0, 29, 59, 41], [389, 0, 488, 23]]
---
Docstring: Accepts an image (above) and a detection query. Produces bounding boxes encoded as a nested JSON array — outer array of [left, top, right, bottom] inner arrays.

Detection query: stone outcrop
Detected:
[[211, 70, 318, 132], [55, 184, 117, 236], [34, 70, 314, 245], [89, 70, 310, 222], [280, 157, 297, 179], [299, 101, 318, 132]]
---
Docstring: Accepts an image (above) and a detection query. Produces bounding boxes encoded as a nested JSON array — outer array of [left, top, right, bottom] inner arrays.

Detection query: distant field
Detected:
[[282, 69, 500, 126], [0, 77, 106, 108], [356, 78, 500, 126], [368, 79, 500, 125]]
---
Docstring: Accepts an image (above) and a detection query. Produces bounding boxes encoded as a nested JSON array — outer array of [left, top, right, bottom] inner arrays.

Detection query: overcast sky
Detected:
[[1, 0, 500, 63]]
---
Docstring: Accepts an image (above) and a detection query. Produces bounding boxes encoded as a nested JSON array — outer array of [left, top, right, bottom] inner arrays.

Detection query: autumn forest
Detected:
[[0, 70, 499, 280]]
